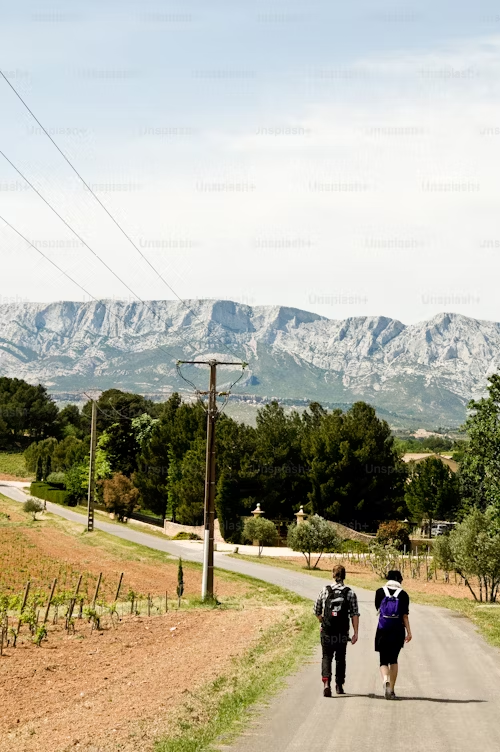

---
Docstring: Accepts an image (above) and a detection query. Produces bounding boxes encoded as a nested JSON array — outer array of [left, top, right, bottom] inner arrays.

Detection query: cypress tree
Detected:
[[36, 455, 43, 482], [176, 558, 184, 607]]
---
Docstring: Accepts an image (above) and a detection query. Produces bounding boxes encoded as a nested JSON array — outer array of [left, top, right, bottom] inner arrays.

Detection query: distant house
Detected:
[[402, 453, 458, 474]]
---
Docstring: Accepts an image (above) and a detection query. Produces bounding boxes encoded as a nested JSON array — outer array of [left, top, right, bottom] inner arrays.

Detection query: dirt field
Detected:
[[0, 606, 283, 752], [0, 497, 246, 602], [0, 497, 291, 752]]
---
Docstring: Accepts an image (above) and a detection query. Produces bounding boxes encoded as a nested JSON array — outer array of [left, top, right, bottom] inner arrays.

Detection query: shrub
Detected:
[[30, 481, 72, 506], [23, 498, 44, 520], [287, 515, 340, 569], [434, 507, 500, 602], [102, 472, 140, 521], [376, 520, 411, 551], [172, 531, 201, 540], [46, 471, 66, 486], [340, 539, 369, 554], [242, 517, 278, 556], [368, 541, 401, 579], [64, 464, 86, 506]]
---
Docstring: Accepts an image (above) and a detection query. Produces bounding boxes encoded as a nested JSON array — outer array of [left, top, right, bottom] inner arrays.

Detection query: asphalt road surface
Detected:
[[2, 482, 500, 751]]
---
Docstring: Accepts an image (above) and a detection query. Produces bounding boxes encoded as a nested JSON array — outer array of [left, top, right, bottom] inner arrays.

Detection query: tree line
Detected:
[[5, 373, 500, 542]]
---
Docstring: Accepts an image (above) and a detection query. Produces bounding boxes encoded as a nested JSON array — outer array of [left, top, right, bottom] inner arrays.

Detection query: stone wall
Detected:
[[163, 518, 224, 543]]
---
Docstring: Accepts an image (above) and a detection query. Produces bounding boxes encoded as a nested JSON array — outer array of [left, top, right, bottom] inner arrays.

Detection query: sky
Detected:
[[1, 0, 500, 324]]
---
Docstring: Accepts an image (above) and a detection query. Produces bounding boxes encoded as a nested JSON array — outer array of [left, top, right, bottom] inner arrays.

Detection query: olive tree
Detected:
[[23, 498, 44, 521], [287, 515, 340, 569], [434, 507, 500, 602], [243, 517, 278, 556]]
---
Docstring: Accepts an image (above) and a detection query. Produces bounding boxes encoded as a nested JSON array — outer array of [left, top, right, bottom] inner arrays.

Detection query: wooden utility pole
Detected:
[[87, 399, 97, 532], [177, 359, 245, 600]]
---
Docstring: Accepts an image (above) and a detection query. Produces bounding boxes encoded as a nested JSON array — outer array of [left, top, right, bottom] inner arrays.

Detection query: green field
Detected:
[[0, 451, 31, 478]]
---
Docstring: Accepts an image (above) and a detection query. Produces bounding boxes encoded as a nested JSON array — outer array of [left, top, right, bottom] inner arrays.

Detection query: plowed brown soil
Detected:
[[0, 497, 285, 751], [0, 606, 281, 752]]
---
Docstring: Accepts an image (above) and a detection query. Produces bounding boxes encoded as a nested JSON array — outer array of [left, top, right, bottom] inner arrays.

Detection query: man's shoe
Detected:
[[322, 678, 332, 697], [384, 681, 391, 700], [390, 691, 397, 700], [335, 684, 345, 695]]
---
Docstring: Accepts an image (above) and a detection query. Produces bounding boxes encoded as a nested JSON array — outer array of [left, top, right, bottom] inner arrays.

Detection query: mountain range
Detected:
[[0, 299, 499, 428]]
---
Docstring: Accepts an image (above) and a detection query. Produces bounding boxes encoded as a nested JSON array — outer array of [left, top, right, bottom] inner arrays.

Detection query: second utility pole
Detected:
[[177, 358, 244, 600], [87, 399, 97, 532]]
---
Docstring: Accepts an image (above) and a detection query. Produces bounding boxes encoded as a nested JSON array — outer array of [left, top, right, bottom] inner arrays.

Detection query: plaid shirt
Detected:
[[313, 582, 360, 620]]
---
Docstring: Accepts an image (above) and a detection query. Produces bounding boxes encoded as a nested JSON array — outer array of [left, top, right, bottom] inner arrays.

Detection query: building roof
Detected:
[[402, 453, 458, 473]]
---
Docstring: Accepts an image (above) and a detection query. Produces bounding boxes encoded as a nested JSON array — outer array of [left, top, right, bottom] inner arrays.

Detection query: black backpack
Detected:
[[322, 585, 351, 634]]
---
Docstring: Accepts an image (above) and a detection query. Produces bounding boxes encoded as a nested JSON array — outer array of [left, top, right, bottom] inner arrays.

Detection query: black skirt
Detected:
[[375, 625, 405, 653]]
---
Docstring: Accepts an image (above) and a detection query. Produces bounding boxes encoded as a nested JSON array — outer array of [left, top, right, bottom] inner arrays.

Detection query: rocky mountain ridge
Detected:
[[0, 299, 498, 427]]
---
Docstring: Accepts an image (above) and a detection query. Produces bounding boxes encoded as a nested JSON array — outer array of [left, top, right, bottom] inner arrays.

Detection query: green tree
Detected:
[[64, 464, 87, 506], [305, 402, 406, 529], [215, 471, 242, 543], [43, 455, 52, 481], [166, 446, 181, 522], [405, 457, 460, 536], [174, 439, 206, 525], [177, 558, 184, 606], [58, 404, 88, 439], [81, 389, 158, 433], [51, 436, 86, 471], [0, 377, 60, 446], [251, 401, 308, 520], [459, 374, 500, 513], [36, 455, 43, 482], [24, 437, 58, 474], [134, 394, 206, 518], [287, 515, 340, 569], [242, 517, 278, 556], [433, 508, 500, 602], [23, 498, 44, 520]]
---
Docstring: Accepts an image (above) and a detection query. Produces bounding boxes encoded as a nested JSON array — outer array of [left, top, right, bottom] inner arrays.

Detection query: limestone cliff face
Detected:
[[1, 300, 499, 426]]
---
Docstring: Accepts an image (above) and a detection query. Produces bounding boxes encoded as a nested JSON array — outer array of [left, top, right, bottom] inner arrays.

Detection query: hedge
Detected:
[[30, 481, 74, 506]]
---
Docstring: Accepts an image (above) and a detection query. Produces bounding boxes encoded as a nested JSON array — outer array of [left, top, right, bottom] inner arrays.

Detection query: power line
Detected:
[[0, 70, 245, 363], [0, 212, 181, 367], [0, 148, 203, 357]]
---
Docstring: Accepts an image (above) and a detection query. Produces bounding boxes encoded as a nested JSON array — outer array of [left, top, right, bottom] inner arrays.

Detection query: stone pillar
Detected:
[[251, 503, 264, 545], [295, 505, 307, 525]]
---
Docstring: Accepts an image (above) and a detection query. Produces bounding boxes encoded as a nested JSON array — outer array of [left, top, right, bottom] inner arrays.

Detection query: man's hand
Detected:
[[405, 632, 412, 643], [351, 633, 358, 645]]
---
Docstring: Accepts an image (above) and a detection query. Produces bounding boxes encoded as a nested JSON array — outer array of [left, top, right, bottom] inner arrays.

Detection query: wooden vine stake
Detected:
[[17, 580, 31, 635], [66, 574, 82, 628], [92, 573, 102, 608], [114, 573, 124, 603], [43, 578, 57, 624]]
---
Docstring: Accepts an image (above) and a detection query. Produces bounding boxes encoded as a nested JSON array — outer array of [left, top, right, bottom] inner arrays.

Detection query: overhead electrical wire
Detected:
[[0, 70, 246, 365], [0, 148, 203, 358], [0, 212, 181, 367]]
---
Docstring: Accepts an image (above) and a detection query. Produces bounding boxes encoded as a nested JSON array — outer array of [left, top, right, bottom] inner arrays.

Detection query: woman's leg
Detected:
[[389, 662, 398, 690]]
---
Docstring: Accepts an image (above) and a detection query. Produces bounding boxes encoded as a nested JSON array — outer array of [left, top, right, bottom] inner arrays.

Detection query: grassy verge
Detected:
[[74, 503, 170, 540], [155, 603, 318, 752], [231, 554, 500, 650], [0, 451, 31, 478]]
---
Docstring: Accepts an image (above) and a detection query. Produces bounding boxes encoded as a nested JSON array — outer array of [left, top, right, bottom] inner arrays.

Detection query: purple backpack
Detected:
[[378, 586, 402, 629]]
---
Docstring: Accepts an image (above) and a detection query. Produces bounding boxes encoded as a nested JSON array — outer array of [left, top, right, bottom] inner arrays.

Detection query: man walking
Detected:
[[314, 564, 360, 696]]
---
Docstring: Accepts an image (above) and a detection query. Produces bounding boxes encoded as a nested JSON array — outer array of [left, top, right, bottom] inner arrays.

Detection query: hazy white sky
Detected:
[[1, 1, 500, 324]]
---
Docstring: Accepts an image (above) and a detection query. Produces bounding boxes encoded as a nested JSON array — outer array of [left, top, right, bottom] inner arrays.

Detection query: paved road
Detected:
[[3, 482, 500, 751]]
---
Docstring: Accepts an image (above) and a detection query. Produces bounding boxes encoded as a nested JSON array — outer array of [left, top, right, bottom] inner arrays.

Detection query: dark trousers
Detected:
[[321, 632, 348, 685]]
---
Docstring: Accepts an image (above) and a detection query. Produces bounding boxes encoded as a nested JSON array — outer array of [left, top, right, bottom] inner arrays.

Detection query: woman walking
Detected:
[[375, 569, 412, 699]]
